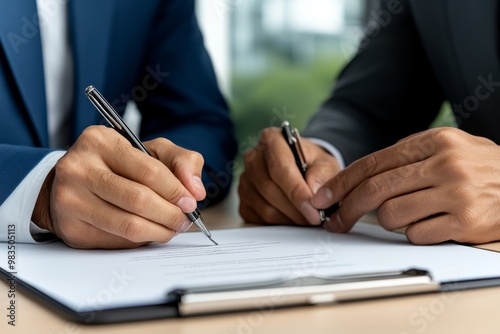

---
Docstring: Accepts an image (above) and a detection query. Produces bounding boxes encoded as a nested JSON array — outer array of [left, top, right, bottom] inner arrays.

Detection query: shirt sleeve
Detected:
[[0, 151, 65, 243]]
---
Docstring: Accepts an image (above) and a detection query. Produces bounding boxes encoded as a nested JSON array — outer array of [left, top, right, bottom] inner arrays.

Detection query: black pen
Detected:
[[85, 85, 218, 245], [281, 120, 339, 223]]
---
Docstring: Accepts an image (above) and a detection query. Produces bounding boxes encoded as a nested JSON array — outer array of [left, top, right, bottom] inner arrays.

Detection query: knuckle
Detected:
[[55, 155, 81, 180], [82, 125, 107, 144], [287, 182, 305, 203], [167, 182, 185, 202], [431, 127, 459, 148], [405, 228, 422, 245], [139, 162, 163, 185], [259, 127, 277, 144], [243, 149, 258, 168], [58, 222, 85, 247], [363, 177, 386, 199], [260, 206, 283, 223], [378, 200, 399, 230], [124, 187, 151, 212], [336, 171, 351, 195], [187, 150, 204, 166], [360, 154, 380, 177], [170, 150, 204, 176], [120, 217, 145, 242]]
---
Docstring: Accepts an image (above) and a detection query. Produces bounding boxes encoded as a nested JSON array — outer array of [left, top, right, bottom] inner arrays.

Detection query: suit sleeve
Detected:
[[0, 149, 65, 243], [0, 145, 54, 204], [0, 146, 61, 243], [134, 0, 237, 208], [302, 0, 445, 165]]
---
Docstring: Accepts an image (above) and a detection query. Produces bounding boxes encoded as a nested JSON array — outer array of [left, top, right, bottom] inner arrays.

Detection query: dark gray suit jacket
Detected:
[[303, 0, 500, 165]]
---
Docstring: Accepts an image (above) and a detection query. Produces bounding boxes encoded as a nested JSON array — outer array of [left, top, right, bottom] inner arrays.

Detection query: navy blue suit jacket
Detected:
[[0, 0, 237, 208]]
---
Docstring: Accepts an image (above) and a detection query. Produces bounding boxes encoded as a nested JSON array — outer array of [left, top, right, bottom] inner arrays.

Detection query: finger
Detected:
[[405, 214, 455, 245], [377, 187, 446, 231], [395, 130, 427, 144], [102, 142, 198, 214], [58, 220, 149, 249], [85, 168, 191, 233], [302, 140, 341, 194], [246, 154, 311, 225], [69, 188, 182, 243], [145, 139, 206, 201], [313, 137, 434, 208], [238, 171, 299, 225], [334, 160, 433, 231], [52, 193, 184, 249], [261, 129, 321, 225]]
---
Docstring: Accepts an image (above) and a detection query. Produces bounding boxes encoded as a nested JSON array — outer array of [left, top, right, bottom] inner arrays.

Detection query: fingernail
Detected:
[[179, 220, 193, 233], [176, 197, 197, 212], [193, 176, 205, 191], [301, 202, 321, 225], [313, 188, 333, 207], [311, 182, 322, 194]]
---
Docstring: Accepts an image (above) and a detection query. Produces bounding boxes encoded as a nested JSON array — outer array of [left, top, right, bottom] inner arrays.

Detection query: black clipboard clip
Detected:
[[169, 269, 438, 316]]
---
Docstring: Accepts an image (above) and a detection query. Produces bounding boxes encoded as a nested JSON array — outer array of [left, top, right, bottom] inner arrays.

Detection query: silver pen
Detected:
[[85, 85, 218, 245]]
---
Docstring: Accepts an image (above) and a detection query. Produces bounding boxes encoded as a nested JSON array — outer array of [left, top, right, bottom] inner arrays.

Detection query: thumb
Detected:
[[145, 139, 206, 201], [301, 140, 341, 194]]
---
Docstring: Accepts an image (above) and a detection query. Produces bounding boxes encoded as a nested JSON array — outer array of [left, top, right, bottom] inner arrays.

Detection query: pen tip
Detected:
[[208, 236, 218, 246]]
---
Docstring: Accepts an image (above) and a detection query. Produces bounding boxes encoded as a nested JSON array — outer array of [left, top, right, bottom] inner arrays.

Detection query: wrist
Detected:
[[31, 168, 56, 232]]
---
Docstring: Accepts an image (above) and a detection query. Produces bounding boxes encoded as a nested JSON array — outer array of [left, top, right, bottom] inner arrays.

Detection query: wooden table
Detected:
[[2, 189, 500, 334]]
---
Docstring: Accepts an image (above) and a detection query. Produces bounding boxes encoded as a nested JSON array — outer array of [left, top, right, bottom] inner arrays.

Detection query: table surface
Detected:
[[1, 189, 500, 334]]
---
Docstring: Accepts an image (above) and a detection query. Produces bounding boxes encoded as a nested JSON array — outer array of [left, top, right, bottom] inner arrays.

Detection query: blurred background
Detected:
[[193, 0, 455, 162]]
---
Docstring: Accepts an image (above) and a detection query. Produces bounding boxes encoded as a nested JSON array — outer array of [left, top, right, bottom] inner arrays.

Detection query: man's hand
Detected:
[[238, 127, 340, 226], [312, 127, 500, 244], [32, 125, 206, 249]]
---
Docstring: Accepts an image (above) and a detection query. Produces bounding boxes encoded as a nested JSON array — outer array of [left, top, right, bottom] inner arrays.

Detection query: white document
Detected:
[[1, 222, 500, 312]]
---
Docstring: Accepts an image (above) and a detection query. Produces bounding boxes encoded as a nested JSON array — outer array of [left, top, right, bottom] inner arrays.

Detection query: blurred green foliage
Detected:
[[228, 56, 347, 156], [430, 102, 457, 128], [229, 55, 457, 159]]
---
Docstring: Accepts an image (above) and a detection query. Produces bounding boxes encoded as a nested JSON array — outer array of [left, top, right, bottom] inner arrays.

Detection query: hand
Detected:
[[312, 127, 500, 244], [32, 125, 206, 249], [238, 127, 340, 225]]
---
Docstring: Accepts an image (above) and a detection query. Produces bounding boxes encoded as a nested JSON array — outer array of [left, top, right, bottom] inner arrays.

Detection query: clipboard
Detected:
[[170, 268, 438, 317], [0, 267, 438, 323], [2, 223, 500, 324]]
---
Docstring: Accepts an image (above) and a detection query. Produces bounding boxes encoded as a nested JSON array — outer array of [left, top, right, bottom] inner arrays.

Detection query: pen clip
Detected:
[[292, 127, 308, 172], [282, 121, 307, 175]]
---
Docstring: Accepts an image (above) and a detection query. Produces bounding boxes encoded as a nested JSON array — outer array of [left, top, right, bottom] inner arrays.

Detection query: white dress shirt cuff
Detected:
[[306, 137, 346, 170], [0, 151, 66, 243]]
